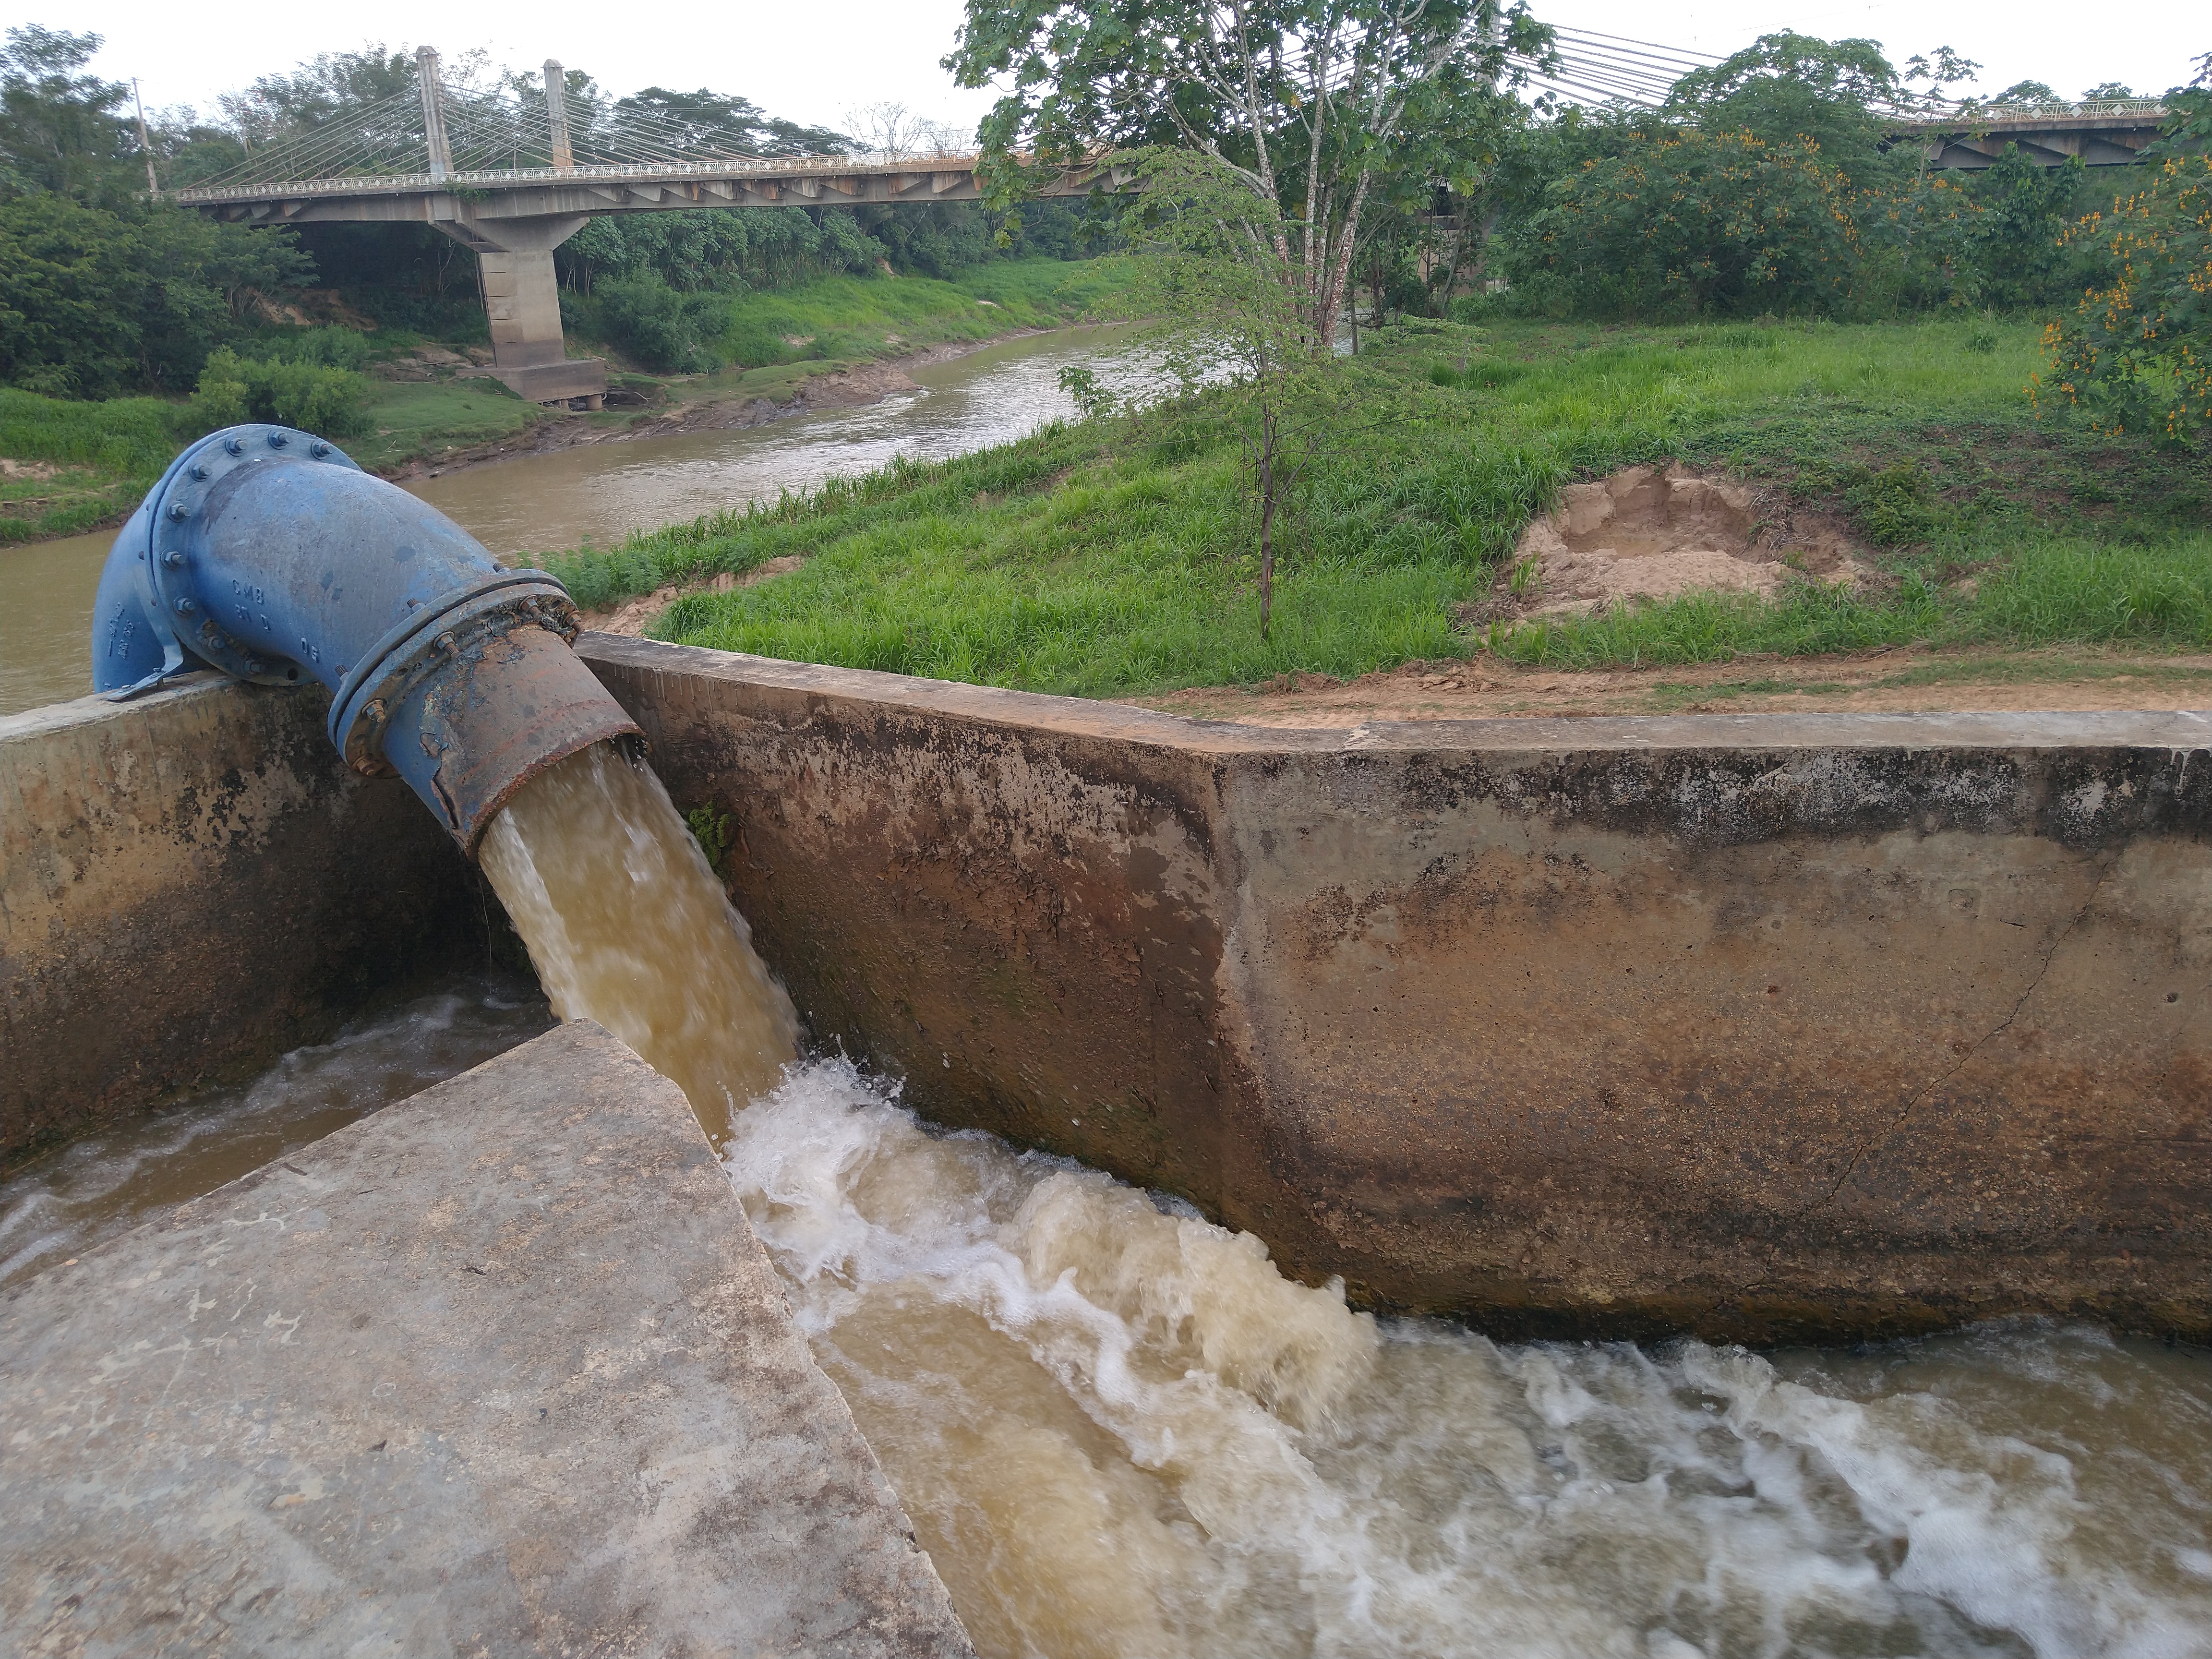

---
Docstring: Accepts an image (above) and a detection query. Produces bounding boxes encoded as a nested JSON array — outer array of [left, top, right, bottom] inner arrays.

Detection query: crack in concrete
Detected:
[[1802, 855, 2114, 1216]]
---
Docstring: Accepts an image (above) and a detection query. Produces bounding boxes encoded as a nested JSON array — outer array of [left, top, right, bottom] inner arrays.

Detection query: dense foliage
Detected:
[[1480, 35, 2102, 322], [0, 28, 313, 396], [2037, 56, 2212, 445]]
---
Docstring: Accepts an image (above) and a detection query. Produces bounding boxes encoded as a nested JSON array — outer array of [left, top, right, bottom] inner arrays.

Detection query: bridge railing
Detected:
[[170, 149, 998, 205], [1898, 97, 2169, 130]]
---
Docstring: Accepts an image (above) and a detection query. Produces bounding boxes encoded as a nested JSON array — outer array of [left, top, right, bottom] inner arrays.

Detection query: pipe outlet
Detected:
[[92, 423, 640, 855]]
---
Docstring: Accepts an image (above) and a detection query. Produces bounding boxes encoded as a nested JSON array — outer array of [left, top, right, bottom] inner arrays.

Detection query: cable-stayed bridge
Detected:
[[168, 40, 2172, 406], [176, 49, 1128, 403]]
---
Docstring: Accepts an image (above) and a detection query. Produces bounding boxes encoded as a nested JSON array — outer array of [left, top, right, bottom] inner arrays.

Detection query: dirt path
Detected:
[[1140, 647, 2212, 724], [579, 557, 806, 636]]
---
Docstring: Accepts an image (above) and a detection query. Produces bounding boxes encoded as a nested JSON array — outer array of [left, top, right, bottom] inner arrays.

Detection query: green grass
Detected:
[[551, 313, 2207, 695], [0, 387, 188, 542], [0, 376, 550, 535], [702, 256, 1139, 373], [342, 380, 547, 473]]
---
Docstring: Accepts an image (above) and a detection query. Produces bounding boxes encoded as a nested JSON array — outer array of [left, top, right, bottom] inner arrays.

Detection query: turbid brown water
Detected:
[[0, 974, 552, 1287], [477, 740, 800, 1137], [408, 325, 1139, 559], [451, 740, 2212, 1658], [0, 527, 112, 717]]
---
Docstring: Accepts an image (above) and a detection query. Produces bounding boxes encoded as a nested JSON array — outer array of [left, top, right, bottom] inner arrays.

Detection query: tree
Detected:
[[1661, 31, 1906, 177], [842, 102, 970, 159], [2038, 55, 2212, 445], [0, 24, 135, 201], [948, 0, 1550, 351], [0, 26, 313, 396], [613, 88, 850, 158], [1105, 149, 1363, 638]]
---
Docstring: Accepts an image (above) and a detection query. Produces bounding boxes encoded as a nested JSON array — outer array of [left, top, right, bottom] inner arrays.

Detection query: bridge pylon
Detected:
[[431, 212, 606, 407]]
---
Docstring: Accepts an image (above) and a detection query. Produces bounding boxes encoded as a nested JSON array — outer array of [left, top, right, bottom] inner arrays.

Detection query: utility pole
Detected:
[[417, 46, 453, 184], [132, 79, 158, 194], [545, 61, 575, 170]]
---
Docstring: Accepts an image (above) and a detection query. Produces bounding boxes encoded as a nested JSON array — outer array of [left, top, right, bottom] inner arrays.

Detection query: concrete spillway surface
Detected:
[[0, 1022, 973, 1657]]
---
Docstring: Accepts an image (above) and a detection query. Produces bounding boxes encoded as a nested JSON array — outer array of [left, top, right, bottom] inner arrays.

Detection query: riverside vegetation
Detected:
[[546, 315, 2210, 691], [0, 258, 1135, 542]]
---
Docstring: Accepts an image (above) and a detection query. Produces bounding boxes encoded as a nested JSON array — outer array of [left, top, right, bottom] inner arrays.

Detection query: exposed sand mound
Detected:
[[1508, 464, 1867, 618]]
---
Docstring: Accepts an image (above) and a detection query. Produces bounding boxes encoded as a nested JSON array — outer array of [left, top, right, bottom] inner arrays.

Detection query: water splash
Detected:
[[469, 739, 2210, 1658], [724, 1058, 2212, 1659]]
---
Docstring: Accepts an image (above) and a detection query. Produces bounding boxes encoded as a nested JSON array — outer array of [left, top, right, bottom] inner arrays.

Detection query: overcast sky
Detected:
[[63, 0, 2204, 136]]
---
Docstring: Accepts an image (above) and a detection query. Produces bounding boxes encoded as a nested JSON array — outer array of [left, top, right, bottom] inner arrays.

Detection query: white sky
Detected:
[[61, 0, 2206, 135]]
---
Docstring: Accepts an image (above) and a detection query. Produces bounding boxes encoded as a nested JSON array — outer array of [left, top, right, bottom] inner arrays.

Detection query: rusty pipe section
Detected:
[[91, 423, 639, 855]]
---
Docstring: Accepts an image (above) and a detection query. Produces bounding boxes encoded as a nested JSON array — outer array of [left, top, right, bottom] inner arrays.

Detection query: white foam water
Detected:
[[723, 1058, 2212, 1659]]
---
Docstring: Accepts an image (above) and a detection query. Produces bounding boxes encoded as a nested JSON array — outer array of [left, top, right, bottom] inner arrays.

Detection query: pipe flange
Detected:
[[327, 572, 580, 775], [144, 425, 362, 687]]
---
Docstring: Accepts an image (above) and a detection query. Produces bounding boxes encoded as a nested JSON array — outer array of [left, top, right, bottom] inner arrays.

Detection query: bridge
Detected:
[[170, 43, 2178, 407], [1899, 98, 2171, 171], [173, 48, 1121, 405]]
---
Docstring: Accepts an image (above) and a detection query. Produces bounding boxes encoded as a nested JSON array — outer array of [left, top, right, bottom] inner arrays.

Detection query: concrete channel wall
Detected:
[[1, 676, 481, 1164], [581, 638, 2212, 1344]]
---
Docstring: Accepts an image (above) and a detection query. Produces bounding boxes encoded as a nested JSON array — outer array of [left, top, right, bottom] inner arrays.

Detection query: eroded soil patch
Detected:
[[580, 556, 807, 637], [1494, 462, 1869, 622]]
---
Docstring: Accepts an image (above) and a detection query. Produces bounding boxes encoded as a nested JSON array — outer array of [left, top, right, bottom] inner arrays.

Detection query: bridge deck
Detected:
[[177, 155, 1115, 224]]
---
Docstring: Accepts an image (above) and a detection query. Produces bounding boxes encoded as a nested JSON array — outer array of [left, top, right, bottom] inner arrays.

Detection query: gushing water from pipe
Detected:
[[478, 741, 798, 1140]]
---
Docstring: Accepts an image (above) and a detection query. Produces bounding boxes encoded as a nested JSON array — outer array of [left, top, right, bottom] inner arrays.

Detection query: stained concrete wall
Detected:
[[0, 1020, 974, 1657], [1, 676, 481, 1164], [580, 637, 2212, 1344]]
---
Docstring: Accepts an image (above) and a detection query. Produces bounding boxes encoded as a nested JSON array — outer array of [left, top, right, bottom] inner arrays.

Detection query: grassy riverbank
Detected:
[[689, 256, 1139, 372], [0, 390, 184, 543], [548, 315, 2209, 694]]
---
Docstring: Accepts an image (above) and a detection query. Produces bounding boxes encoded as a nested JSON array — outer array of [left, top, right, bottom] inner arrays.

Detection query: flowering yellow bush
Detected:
[[2038, 155, 2212, 445]]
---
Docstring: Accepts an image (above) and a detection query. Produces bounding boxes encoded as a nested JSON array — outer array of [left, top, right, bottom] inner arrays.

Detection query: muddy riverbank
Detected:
[[389, 329, 1058, 483]]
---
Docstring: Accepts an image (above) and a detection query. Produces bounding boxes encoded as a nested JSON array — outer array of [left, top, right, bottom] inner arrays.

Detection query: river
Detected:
[[0, 326, 1132, 716]]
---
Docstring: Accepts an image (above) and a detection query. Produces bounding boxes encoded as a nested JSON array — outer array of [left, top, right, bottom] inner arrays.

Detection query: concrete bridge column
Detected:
[[430, 213, 607, 406]]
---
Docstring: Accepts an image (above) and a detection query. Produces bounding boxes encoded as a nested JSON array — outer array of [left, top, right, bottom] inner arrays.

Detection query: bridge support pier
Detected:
[[432, 214, 607, 406]]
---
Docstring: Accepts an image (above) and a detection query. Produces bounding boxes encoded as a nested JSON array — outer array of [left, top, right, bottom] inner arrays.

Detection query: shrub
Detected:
[[1520, 128, 1862, 318], [592, 274, 729, 373], [190, 346, 371, 437], [2039, 155, 2212, 445]]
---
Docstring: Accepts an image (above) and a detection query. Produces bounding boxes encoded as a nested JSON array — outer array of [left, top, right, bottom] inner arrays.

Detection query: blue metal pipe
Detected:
[[92, 423, 639, 854]]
